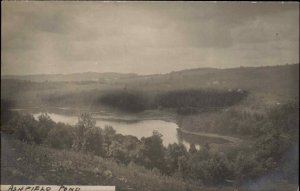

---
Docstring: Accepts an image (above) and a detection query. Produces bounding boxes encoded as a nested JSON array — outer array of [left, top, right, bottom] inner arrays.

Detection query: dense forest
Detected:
[[99, 91, 148, 113], [99, 89, 247, 114], [1, 99, 298, 188], [154, 89, 247, 114]]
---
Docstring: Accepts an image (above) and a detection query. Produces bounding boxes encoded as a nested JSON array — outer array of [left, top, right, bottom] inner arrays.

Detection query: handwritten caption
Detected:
[[1, 185, 115, 191]]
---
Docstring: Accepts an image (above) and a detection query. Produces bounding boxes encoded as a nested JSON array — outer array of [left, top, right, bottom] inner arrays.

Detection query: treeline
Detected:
[[40, 89, 102, 107], [154, 89, 247, 114], [1, 101, 298, 187], [21, 88, 247, 113], [98, 91, 148, 112], [216, 103, 299, 139], [99, 89, 247, 114]]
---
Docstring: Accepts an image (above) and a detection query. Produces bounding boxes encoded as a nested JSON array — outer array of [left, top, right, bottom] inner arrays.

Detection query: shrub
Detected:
[[72, 113, 105, 156], [37, 113, 55, 140], [45, 123, 73, 149], [84, 126, 105, 156], [14, 114, 40, 144], [72, 113, 96, 151]]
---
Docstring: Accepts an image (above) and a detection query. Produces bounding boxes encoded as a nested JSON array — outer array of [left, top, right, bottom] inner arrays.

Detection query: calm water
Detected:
[[31, 111, 196, 148]]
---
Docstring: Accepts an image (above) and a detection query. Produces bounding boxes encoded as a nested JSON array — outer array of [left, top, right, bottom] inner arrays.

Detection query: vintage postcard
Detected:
[[1, 1, 299, 191]]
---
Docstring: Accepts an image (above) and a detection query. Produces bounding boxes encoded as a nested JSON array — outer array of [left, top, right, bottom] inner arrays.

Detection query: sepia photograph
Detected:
[[1, 1, 299, 191]]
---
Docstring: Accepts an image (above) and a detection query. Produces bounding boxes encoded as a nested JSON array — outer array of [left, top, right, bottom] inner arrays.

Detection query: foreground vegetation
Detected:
[[2, 134, 204, 191], [1, 99, 298, 190]]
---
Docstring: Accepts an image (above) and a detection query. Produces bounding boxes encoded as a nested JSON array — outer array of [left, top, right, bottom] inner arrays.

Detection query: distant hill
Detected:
[[125, 64, 298, 94], [1, 64, 298, 110], [134, 64, 299, 109], [1, 72, 138, 82]]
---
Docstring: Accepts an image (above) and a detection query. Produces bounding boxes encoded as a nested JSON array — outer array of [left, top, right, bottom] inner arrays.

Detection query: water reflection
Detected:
[[31, 111, 196, 148], [16, 107, 229, 150]]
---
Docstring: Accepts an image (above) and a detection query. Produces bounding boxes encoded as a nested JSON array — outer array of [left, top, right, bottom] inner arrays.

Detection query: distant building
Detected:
[[237, 88, 244, 93]]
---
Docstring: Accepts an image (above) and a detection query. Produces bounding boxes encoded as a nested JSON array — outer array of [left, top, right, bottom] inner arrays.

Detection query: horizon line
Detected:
[[1, 63, 298, 77]]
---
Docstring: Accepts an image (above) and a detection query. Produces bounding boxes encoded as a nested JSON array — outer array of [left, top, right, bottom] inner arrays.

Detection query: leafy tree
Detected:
[[72, 113, 105, 156], [84, 126, 105, 156], [177, 155, 190, 179], [45, 123, 73, 149], [72, 113, 96, 151], [103, 125, 116, 154], [37, 113, 55, 141], [1, 99, 14, 126], [165, 143, 188, 174], [136, 131, 166, 172], [108, 141, 129, 164], [188, 143, 197, 154], [267, 103, 299, 141], [233, 152, 264, 186], [14, 114, 40, 144], [205, 155, 232, 185]]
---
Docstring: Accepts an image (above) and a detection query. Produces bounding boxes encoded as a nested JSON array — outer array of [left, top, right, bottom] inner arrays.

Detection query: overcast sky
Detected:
[[1, 1, 299, 75]]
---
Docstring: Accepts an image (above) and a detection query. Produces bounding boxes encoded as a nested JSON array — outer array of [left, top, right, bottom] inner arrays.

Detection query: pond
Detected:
[[24, 108, 198, 149]]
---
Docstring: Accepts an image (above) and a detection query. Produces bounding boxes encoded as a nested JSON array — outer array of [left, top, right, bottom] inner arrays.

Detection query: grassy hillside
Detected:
[[1, 133, 234, 191], [2, 134, 297, 191], [1, 100, 298, 191]]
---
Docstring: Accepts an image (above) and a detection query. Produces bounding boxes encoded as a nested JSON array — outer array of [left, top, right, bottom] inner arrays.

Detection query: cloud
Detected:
[[1, 1, 299, 75]]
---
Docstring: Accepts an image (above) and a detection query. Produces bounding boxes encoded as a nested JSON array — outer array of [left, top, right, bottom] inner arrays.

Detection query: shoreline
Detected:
[[177, 128, 243, 145], [11, 106, 246, 146]]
